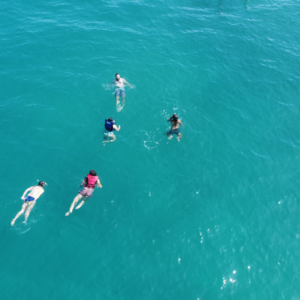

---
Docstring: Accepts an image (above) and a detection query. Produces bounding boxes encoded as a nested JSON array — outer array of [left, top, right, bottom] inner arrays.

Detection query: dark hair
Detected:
[[115, 73, 119, 77], [108, 117, 113, 122], [38, 181, 46, 187], [168, 114, 178, 123], [89, 170, 97, 176]]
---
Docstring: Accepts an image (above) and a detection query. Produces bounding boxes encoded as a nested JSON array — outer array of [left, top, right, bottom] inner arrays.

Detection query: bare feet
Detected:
[[65, 211, 71, 216], [11, 220, 15, 226]]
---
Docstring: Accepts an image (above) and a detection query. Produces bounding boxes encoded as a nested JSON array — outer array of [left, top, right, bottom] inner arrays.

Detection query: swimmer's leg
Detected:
[[115, 93, 120, 106], [116, 96, 123, 112], [110, 134, 116, 142], [75, 197, 87, 210], [103, 134, 116, 144], [117, 103, 123, 112], [166, 130, 173, 139], [177, 133, 182, 141], [65, 194, 83, 216], [23, 201, 36, 224], [11, 202, 27, 226]]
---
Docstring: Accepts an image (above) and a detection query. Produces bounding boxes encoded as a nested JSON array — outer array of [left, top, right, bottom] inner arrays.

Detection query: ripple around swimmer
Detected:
[[143, 140, 159, 149]]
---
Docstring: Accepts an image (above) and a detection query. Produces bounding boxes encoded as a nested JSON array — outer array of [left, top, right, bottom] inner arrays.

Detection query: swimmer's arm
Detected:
[[123, 79, 132, 88], [113, 124, 121, 131], [106, 79, 115, 90], [179, 120, 184, 126], [97, 179, 102, 188], [21, 187, 34, 200], [80, 178, 87, 186]]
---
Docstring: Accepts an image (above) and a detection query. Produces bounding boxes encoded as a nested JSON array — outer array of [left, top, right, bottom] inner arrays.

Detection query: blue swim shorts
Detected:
[[25, 196, 35, 202], [167, 128, 180, 135], [115, 88, 125, 97]]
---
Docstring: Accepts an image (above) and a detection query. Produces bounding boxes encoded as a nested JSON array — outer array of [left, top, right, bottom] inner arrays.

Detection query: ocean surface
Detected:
[[1, 0, 300, 299]]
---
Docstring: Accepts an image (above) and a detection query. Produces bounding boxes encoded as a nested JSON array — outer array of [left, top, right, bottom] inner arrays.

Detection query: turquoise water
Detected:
[[1, 0, 300, 299]]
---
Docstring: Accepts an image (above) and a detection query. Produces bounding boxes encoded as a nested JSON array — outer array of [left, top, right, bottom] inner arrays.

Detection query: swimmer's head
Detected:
[[38, 181, 46, 187], [89, 170, 97, 176], [168, 114, 178, 122], [108, 117, 114, 122], [115, 73, 120, 81]]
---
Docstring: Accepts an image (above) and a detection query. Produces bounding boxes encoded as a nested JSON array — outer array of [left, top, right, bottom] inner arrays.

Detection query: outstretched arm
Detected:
[[21, 187, 33, 200], [80, 178, 87, 186], [123, 79, 132, 88], [106, 79, 115, 90], [179, 120, 184, 126], [97, 179, 102, 188]]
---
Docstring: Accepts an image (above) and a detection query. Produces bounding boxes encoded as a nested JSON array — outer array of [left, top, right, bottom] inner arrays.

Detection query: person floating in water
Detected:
[[167, 113, 184, 141], [107, 73, 132, 111], [103, 117, 121, 144], [11, 181, 46, 226], [65, 170, 102, 216]]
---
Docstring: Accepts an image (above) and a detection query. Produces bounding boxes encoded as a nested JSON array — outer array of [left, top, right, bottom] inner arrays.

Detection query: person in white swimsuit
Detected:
[[11, 181, 46, 226], [107, 73, 132, 110]]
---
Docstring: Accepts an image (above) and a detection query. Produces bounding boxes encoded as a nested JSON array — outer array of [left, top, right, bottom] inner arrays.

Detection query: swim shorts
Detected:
[[24, 196, 36, 208], [103, 130, 114, 137], [115, 88, 125, 97], [79, 188, 94, 198], [167, 128, 180, 135], [25, 196, 35, 202]]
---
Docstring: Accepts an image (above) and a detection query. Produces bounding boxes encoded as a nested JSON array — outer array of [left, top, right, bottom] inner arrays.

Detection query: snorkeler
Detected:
[[103, 117, 121, 143], [65, 170, 102, 216], [11, 181, 46, 226], [106, 73, 132, 111], [167, 113, 184, 141]]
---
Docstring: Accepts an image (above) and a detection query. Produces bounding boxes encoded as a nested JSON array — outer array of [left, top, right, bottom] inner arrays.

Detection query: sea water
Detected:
[[1, 1, 300, 299]]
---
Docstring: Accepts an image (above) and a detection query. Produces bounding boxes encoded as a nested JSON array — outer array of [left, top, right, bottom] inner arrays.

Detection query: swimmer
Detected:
[[167, 113, 184, 141], [103, 117, 121, 144], [11, 181, 46, 226], [65, 170, 102, 216], [106, 73, 132, 111]]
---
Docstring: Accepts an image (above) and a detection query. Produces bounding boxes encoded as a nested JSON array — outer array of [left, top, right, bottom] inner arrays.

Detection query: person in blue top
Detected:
[[103, 117, 121, 144]]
